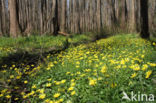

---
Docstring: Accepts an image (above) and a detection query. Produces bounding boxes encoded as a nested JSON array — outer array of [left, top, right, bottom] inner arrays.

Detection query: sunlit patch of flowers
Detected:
[[0, 34, 155, 102]]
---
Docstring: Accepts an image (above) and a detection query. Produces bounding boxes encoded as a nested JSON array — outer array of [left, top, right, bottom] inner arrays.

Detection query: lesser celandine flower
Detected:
[[68, 87, 74, 91], [39, 89, 44, 93], [145, 70, 152, 79], [101, 65, 107, 73], [89, 79, 97, 86], [111, 83, 117, 88], [14, 98, 19, 101], [6, 95, 11, 99], [46, 83, 52, 87], [53, 93, 60, 98], [24, 80, 28, 84], [70, 82, 76, 87], [71, 91, 76, 96], [7, 79, 11, 82], [142, 64, 148, 71], [47, 78, 52, 81], [44, 99, 50, 103], [55, 81, 61, 85], [131, 73, 137, 78], [61, 79, 66, 84], [58, 98, 64, 102], [0, 94, 4, 97], [39, 93, 46, 99], [10, 75, 14, 79], [32, 85, 36, 89]]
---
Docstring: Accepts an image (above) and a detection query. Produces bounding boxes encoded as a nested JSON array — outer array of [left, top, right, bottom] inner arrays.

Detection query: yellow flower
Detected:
[[152, 42, 156, 46], [61, 80, 66, 84], [145, 70, 152, 79], [12, 65, 15, 67], [55, 81, 61, 85], [76, 61, 80, 64], [89, 79, 97, 86], [23, 95, 27, 99], [101, 65, 107, 73], [14, 98, 19, 101], [39, 89, 44, 94], [0, 94, 4, 97], [47, 78, 52, 81], [14, 86, 19, 89], [6, 95, 11, 99], [2, 70, 7, 73], [46, 83, 52, 87], [1, 89, 8, 93], [133, 65, 140, 71], [44, 99, 50, 103], [45, 99, 54, 103], [53, 93, 60, 98], [71, 91, 76, 96], [76, 65, 80, 68], [16, 75, 21, 79], [49, 100, 54, 103], [29, 91, 35, 95], [32, 85, 36, 89], [68, 87, 74, 91], [120, 60, 125, 64], [39, 94, 46, 99], [7, 79, 11, 82], [46, 67, 51, 70], [98, 77, 102, 80], [111, 83, 117, 88], [148, 63, 156, 67], [142, 64, 148, 71], [58, 98, 64, 102], [24, 80, 28, 84], [131, 73, 137, 78], [71, 82, 76, 87], [10, 75, 14, 79], [21, 92, 25, 95]]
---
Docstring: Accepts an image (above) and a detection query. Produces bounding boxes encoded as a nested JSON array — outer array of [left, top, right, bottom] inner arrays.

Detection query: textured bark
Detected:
[[140, 0, 150, 38], [129, 0, 136, 32], [9, 0, 21, 37], [97, 0, 102, 32], [0, 0, 155, 36], [60, 0, 67, 32], [53, 0, 59, 35], [1, 0, 7, 34], [0, 0, 2, 36]]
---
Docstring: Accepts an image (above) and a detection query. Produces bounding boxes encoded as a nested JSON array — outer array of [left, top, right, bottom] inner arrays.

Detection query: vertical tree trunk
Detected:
[[140, 0, 149, 38], [1, 0, 7, 34], [8, 0, 21, 37], [53, 0, 59, 35], [0, 0, 2, 36], [120, 0, 128, 30], [60, 0, 67, 32], [129, 0, 136, 32], [97, 0, 102, 32]]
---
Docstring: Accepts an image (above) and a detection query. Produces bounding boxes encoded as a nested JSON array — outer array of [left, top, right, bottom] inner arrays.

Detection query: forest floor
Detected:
[[0, 34, 156, 103]]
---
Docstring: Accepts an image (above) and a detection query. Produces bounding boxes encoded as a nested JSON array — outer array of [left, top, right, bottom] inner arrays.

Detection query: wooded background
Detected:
[[0, 0, 156, 37]]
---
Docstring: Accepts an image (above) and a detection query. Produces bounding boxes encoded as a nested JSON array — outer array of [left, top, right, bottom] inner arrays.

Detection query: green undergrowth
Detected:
[[0, 34, 156, 103]]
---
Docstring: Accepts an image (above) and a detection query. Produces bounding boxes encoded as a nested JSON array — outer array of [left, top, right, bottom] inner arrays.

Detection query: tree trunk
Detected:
[[53, 0, 59, 35], [140, 0, 149, 38], [97, 0, 102, 32], [0, 0, 2, 36], [8, 0, 21, 37], [60, 0, 67, 32]]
